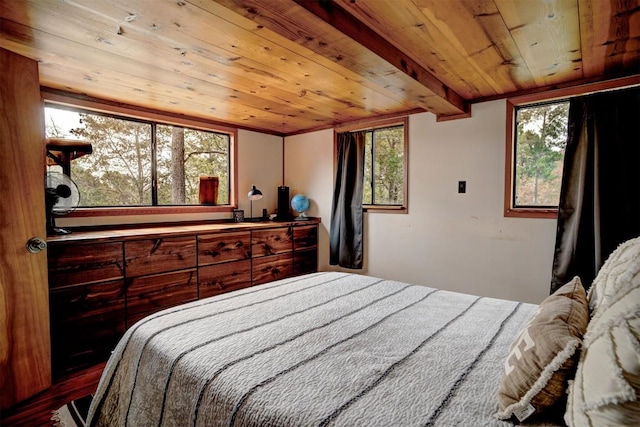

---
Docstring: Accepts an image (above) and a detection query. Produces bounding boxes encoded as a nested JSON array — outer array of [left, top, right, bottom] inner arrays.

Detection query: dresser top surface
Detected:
[[47, 218, 320, 244]]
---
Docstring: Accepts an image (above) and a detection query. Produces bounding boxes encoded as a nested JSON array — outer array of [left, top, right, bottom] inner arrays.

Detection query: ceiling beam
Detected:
[[294, 0, 469, 115]]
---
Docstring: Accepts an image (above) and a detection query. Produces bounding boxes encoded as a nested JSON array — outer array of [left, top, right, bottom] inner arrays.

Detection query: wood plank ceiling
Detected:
[[1, 0, 638, 136]]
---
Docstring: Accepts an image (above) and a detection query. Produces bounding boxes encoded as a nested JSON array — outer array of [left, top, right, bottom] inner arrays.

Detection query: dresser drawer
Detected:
[[48, 242, 124, 288], [294, 248, 318, 276], [49, 279, 126, 376], [293, 225, 318, 251], [199, 259, 252, 298], [126, 268, 197, 325], [125, 236, 196, 277], [252, 253, 293, 285], [198, 231, 251, 266], [252, 227, 293, 257]]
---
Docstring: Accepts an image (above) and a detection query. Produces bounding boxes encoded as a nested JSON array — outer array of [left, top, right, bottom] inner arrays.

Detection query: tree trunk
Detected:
[[135, 129, 145, 204], [171, 127, 185, 204]]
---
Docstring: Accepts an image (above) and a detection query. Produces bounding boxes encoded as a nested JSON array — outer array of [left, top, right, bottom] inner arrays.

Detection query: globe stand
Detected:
[[294, 211, 309, 221]]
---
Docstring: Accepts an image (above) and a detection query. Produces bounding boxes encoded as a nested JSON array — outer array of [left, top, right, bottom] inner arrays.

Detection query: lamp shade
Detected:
[[247, 185, 263, 200]]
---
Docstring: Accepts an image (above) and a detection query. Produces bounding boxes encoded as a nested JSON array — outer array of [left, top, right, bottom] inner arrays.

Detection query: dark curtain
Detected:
[[330, 130, 366, 269], [550, 86, 640, 293]]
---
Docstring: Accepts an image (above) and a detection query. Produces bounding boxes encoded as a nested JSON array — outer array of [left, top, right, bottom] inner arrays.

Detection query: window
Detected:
[[505, 99, 569, 218], [44, 102, 234, 213], [337, 117, 408, 213]]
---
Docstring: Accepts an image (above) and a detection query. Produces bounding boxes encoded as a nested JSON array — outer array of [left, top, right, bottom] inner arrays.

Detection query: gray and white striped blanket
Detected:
[[88, 272, 549, 426]]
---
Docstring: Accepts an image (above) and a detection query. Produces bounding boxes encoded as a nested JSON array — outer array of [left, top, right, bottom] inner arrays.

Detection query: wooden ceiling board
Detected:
[[36, 2, 384, 113], [291, 0, 468, 113], [579, 0, 640, 78], [577, 0, 605, 77], [413, 0, 513, 96], [0, 17, 324, 133], [0, 0, 638, 135], [124, 0, 428, 128], [215, 0, 465, 114], [103, 0, 398, 115], [117, 0, 441, 128], [36, 56, 301, 133], [462, 0, 536, 91], [334, 0, 509, 99], [3, 0, 414, 133], [494, 0, 583, 87]]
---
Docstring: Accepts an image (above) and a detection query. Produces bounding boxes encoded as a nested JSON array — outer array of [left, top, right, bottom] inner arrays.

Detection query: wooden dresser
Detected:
[[47, 219, 319, 378]]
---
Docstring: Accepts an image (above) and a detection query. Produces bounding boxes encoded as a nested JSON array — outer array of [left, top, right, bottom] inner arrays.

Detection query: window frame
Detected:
[[503, 77, 640, 219], [504, 98, 568, 219], [335, 116, 408, 214], [43, 89, 238, 218]]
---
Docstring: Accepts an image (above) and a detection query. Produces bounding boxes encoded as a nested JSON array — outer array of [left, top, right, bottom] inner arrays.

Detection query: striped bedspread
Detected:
[[87, 272, 547, 427]]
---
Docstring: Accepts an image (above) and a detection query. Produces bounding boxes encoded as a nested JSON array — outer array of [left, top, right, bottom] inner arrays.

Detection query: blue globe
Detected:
[[291, 194, 310, 217]]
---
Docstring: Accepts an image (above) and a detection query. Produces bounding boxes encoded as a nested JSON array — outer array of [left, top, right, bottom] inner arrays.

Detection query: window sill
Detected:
[[363, 205, 407, 214], [504, 208, 558, 219], [66, 205, 235, 217]]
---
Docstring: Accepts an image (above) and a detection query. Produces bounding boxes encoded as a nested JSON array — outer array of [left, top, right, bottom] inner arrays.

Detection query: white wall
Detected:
[[236, 130, 283, 218], [284, 128, 335, 268], [285, 100, 557, 304], [58, 129, 283, 226]]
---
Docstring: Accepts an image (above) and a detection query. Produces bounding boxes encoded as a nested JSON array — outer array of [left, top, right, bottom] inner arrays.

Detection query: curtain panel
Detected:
[[550, 86, 640, 293], [330, 130, 366, 269]]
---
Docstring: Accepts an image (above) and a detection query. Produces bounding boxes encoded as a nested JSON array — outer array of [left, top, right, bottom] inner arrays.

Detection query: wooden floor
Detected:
[[0, 363, 106, 427]]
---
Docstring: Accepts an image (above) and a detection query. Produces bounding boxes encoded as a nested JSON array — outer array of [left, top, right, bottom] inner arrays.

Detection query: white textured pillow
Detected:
[[565, 237, 640, 426], [587, 237, 640, 316]]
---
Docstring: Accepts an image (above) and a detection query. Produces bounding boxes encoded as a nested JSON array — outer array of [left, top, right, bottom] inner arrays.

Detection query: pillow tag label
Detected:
[[513, 403, 535, 422]]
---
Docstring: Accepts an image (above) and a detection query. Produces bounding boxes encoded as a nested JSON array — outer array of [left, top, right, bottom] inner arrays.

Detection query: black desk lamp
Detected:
[[247, 185, 263, 219]]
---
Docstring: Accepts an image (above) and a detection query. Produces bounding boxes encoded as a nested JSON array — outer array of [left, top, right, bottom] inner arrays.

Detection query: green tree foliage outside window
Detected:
[[514, 101, 569, 207], [156, 125, 229, 205], [45, 105, 230, 207], [363, 125, 404, 206]]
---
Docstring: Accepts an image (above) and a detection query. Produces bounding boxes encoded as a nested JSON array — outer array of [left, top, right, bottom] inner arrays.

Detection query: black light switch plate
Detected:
[[458, 181, 466, 193]]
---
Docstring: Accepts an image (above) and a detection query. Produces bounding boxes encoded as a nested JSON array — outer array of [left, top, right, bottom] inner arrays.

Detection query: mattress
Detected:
[[87, 272, 550, 426]]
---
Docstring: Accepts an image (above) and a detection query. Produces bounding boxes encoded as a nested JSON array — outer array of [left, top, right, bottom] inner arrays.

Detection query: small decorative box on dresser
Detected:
[[46, 219, 319, 378]]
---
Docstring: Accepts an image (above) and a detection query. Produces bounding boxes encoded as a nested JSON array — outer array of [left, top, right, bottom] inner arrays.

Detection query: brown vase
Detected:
[[199, 176, 219, 205]]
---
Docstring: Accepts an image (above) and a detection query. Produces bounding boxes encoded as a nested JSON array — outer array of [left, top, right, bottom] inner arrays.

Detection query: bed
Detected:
[[87, 239, 640, 427]]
